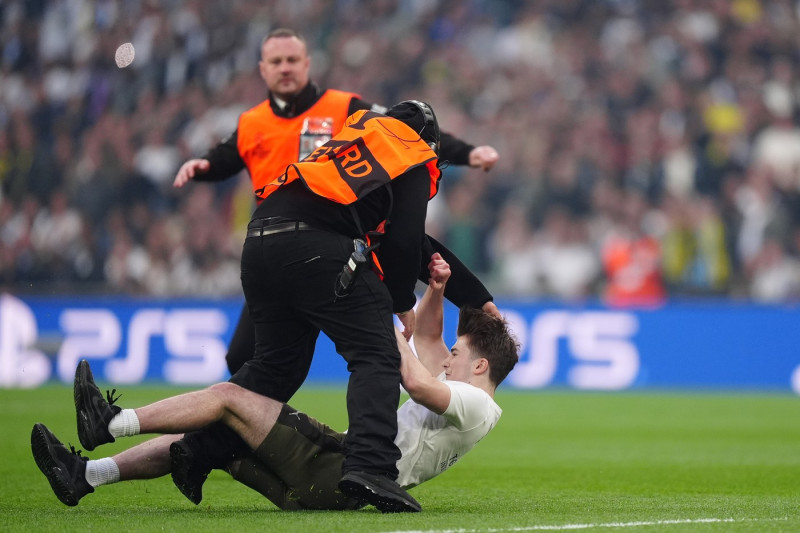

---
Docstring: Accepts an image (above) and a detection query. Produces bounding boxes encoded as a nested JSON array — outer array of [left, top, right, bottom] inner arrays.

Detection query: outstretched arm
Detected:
[[173, 132, 245, 187], [173, 159, 211, 187], [438, 133, 498, 172], [421, 235, 494, 310], [396, 328, 450, 415], [413, 253, 452, 376], [468, 145, 499, 171]]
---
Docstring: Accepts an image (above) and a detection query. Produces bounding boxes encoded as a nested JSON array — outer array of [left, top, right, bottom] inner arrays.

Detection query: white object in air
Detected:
[[115, 42, 135, 68]]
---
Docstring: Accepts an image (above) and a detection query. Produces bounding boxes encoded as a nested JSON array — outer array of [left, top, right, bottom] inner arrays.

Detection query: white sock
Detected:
[[85, 458, 120, 487], [108, 409, 140, 438]]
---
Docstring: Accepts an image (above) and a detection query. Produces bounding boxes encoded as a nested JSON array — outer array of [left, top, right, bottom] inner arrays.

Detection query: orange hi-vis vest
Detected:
[[237, 89, 357, 198], [261, 109, 441, 204]]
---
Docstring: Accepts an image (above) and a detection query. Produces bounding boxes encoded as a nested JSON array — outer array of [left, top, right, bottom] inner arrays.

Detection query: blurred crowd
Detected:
[[3, 0, 800, 304]]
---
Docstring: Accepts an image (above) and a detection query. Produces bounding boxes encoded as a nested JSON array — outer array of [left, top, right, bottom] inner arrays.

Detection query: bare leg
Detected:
[[112, 434, 182, 480], [132, 382, 282, 450]]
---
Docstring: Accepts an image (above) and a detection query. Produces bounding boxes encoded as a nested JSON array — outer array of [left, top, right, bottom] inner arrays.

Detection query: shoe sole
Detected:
[[339, 475, 421, 513], [170, 441, 204, 505], [74, 360, 104, 452], [31, 424, 81, 507]]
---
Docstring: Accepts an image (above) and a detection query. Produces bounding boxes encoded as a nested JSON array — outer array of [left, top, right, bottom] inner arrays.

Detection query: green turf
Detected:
[[2, 385, 798, 532]]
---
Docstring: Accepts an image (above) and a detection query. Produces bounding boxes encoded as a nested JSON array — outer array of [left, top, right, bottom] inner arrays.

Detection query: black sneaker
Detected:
[[170, 439, 209, 505], [74, 359, 122, 451], [31, 423, 94, 506], [338, 471, 421, 513]]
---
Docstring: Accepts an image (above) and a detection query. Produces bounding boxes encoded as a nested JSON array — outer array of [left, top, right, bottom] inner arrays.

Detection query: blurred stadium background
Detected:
[[1, 0, 799, 392]]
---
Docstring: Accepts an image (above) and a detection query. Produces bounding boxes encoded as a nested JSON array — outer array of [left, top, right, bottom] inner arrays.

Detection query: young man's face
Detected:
[[443, 336, 479, 383], [259, 36, 311, 101]]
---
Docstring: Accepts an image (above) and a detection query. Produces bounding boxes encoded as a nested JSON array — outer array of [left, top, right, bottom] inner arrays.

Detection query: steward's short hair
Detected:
[[263, 28, 306, 45], [456, 307, 519, 387]]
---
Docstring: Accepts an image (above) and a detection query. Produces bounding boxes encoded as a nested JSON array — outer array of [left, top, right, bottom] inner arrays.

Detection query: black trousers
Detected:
[[227, 225, 401, 478], [225, 303, 254, 375]]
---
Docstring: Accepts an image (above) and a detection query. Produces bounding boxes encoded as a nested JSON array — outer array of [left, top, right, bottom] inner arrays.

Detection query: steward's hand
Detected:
[[482, 301, 502, 319], [173, 159, 211, 187], [396, 309, 415, 341], [469, 145, 499, 172]]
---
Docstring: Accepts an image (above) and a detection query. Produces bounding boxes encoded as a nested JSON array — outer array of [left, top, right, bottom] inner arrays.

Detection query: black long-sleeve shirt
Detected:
[[196, 81, 491, 311], [252, 164, 430, 313], [194, 82, 475, 182]]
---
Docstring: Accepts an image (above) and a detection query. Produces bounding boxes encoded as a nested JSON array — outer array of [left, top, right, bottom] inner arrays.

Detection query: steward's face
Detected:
[[259, 36, 310, 100]]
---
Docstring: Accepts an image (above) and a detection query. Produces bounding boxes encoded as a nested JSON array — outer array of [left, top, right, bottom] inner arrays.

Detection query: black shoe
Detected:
[[31, 423, 94, 506], [170, 439, 209, 505], [338, 471, 421, 513], [74, 359, 122, 451]]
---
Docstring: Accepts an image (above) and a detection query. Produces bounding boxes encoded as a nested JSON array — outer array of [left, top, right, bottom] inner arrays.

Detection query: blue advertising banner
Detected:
[[1, 293, 799, 393]]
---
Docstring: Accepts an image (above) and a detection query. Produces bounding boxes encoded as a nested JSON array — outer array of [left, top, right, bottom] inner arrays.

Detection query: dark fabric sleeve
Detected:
[[350, 96, 473, 166], [348, 97, 374, 114], [379, 167, 430, 314], [420, 235, 493, 309], [194, 130, 247, 181], [438, 131, 474, 167]]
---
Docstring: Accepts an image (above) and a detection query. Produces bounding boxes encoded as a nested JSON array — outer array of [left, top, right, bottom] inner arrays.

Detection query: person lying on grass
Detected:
[[31, 253, 519, 511]]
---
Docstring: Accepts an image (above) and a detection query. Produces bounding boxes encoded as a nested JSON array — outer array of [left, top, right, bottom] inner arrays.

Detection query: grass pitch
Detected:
[[2, 385, 798, 532]]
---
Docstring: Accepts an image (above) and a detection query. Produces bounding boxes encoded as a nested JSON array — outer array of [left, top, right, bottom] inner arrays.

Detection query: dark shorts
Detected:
[[227, 404, 364, 511]]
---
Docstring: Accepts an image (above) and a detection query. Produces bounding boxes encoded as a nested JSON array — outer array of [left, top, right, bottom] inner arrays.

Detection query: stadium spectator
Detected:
[[3, 0, 800, 302], [749, 236, 800, 302], [534, 206, 600, 300], [600, 190, 667, 307], [487, 200, 541, 295]]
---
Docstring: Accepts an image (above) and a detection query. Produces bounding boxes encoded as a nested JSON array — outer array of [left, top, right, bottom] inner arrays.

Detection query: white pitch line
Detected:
[[382, 516, 789, 533]]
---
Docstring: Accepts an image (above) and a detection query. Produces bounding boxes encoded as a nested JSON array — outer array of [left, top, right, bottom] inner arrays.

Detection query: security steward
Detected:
[[174, 28, 498, 376], [234, 101, 441, 513], [170, 28, 499, 508]]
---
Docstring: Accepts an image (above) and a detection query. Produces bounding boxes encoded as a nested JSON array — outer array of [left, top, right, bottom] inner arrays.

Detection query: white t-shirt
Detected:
[[394, 378, 502, 489]]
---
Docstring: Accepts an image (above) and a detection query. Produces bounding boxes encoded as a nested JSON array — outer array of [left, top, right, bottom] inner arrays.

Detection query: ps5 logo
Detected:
[[0, 294, 51, 387], [791, 366, 800, 395], [506, 310, 641, 390], [0, 294, 229, 387]]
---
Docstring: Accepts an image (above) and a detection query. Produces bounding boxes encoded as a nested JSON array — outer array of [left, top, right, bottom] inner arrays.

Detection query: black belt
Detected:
[[246, 220, 314, 238]]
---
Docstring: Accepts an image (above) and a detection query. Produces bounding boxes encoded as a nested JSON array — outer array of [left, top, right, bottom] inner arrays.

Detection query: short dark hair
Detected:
[[263, 28, 306, 45], [456, 307, 519, 387]]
